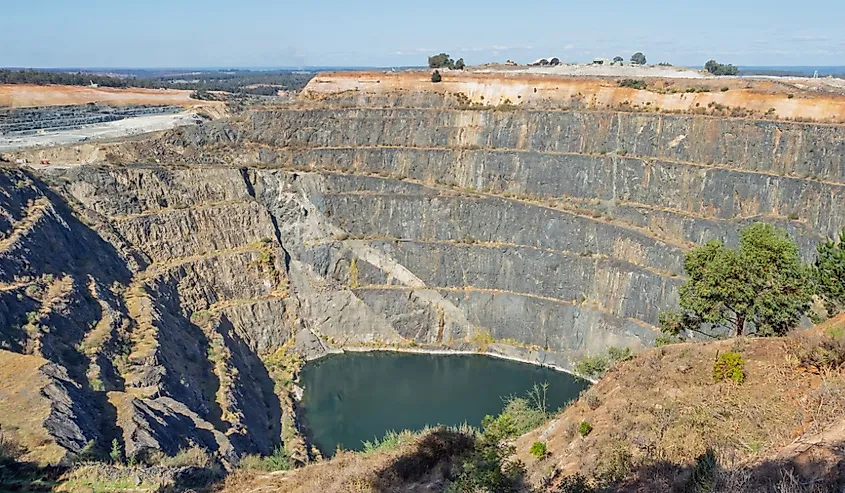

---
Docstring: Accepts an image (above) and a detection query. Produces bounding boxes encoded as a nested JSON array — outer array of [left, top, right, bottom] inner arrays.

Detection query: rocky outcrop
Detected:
[[0, 351, 101, 465]]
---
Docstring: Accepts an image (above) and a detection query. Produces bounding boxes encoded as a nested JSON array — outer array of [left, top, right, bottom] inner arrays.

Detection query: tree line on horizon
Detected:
[[0, 69, 315, 95]]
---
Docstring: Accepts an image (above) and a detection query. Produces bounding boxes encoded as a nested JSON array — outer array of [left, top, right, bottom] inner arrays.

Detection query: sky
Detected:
[[3, 0, 845, 69]]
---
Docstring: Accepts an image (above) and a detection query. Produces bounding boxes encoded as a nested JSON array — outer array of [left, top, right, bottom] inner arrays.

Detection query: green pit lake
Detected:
[[298, 352, 590, 455]]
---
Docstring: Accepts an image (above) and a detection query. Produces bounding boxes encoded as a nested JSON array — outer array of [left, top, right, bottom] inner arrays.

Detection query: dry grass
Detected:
[[218, 429, 473, 493], [515, 336, 845, 485], [0, 350, 66, 465]]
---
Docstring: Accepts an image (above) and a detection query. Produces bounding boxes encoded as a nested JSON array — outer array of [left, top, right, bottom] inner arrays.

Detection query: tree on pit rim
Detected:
[[660, 222, 814, 337], [630, 52, 647, 65]]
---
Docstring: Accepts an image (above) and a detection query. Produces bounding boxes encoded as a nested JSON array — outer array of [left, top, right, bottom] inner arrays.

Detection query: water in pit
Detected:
[[298, 352, 590, 455]]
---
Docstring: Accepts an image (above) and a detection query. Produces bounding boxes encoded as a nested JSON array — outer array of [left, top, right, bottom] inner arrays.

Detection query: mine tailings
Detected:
[[297, 351, 589, 455]]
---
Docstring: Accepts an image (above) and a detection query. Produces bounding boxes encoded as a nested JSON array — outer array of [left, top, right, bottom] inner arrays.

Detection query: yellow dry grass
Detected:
[[0, 350, 66, 465], [515, 334, 845, 481]]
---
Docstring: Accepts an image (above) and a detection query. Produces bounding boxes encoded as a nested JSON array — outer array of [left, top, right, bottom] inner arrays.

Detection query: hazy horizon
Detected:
[[4, 0, 845, 68]]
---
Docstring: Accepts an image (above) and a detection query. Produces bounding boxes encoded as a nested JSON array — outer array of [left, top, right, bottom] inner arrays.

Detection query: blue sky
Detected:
[[3, 0, 844, 68]]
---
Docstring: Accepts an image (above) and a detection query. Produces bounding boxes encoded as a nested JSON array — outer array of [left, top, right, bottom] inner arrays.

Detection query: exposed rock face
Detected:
[[1, 82, 843, 464], [0, 350, 101, 464]]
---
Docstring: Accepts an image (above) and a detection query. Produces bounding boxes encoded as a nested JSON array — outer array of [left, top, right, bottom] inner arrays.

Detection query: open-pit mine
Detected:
[[0, 69, 844, 490]]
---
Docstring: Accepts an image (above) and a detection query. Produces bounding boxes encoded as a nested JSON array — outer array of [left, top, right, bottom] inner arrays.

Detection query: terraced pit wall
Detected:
[[0, 103, 183, 136], [1, 79, 844, 465]]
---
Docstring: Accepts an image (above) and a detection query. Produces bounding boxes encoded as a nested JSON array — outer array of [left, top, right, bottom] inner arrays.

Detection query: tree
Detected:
[[660, 223, 814, 337], [630, 52, 647, 65], [815, 228, 845, 315], [431, 70, 442, 83], [428, 53, 455, 69], [613, 56, 624, 63], [454, 58, 466, 70], [704, 60, 739, 76]]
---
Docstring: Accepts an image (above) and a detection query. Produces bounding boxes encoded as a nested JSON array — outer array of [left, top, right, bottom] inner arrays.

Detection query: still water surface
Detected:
[[298, 352, 590, 455]]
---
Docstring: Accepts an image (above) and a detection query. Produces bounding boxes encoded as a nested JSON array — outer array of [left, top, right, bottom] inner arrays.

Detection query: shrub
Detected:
[[613, 56, 624, 63], [606, 347, 632, 363], [578, 421, 593, 437], [713, 352, 745, 383], [454, 58, 466, 70], [530, 441, 548, 459], [790, 328, 845, 372], [585, 393, 602, 410], [449, 410, 526, 492], [574, 355, 608, 378], [787, 93, 795, 99], [557, 474, 596, 493], [0, 427, 25, 465], [109, 438, 124, 464], [721, 86, 730, 92], [574, 346, 634, 378], [619, 79, 647, 90], [482, 396, 546, 439], [431, 70, 442, 83], [160, 447, 216, 469], [595, 445, 634, 485], [239, 447, 292, 472], [654, 335, 680, 347], [704, 60, 739, 76], [362, 429, 415, 454]]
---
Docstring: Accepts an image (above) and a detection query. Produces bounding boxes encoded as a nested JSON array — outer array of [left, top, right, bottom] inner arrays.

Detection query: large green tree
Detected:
[[661, 223, 814, 337], [814, 228, 845, 315], [428, 53, 455, 69], [630, 52, 647, 65]]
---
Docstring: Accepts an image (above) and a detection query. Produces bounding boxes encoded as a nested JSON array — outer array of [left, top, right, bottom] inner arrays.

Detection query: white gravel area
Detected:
[[0, 112, 201, 152]]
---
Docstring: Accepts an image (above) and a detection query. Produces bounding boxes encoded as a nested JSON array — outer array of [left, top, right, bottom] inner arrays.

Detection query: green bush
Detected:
[[431, 70, 442, 83], [606, 347, 633, 363], [574, 347, 634, 378], [109, 439, 123, 464], [713, 352, 745, 383], [654, 335, 680, 347], [574, 356, 608, 378], [618, 79, 647, 90], [239, 447, 292, 472], [704, 60, 739, 76], [578, 421, 593, 437], [529, 441, 548, 459], [428, 53, 455, 69], [448, 405, 528, 492], [362, 429, 415, 454]]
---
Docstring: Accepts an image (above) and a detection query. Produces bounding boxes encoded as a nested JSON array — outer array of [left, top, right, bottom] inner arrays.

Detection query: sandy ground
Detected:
[[0, 112, 200, 152], [305, 69, 845, 122], [0, 84, 224, 110]]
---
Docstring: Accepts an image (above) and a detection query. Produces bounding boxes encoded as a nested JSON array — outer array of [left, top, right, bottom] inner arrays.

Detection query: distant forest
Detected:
[[0, 69, 316, 95]]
